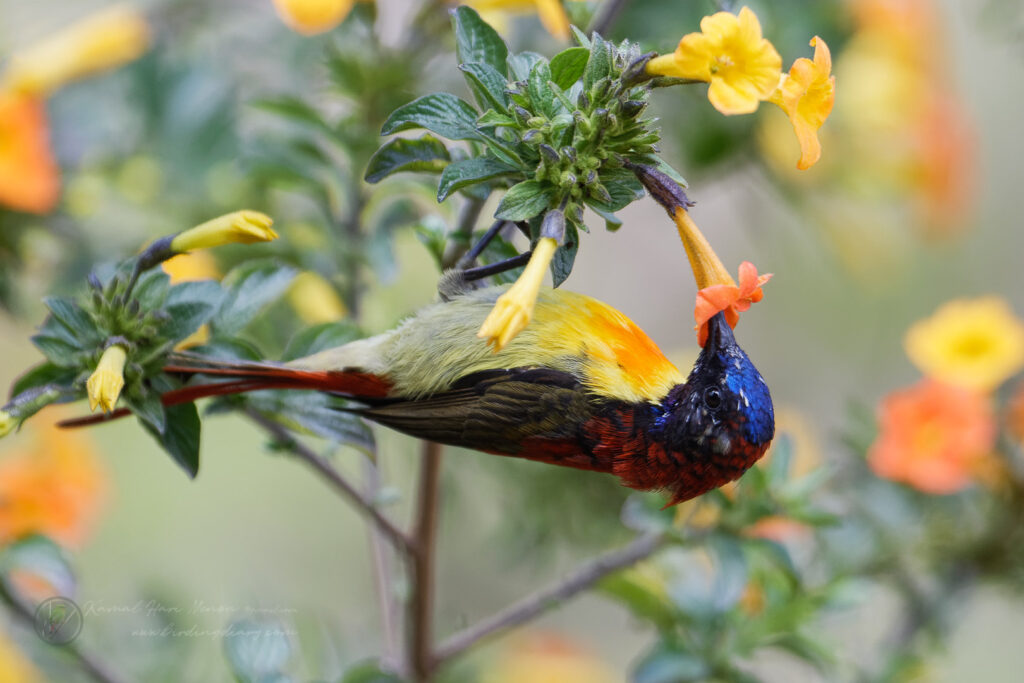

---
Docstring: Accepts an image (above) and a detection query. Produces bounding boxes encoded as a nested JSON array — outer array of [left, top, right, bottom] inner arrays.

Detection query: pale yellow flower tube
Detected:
[[672, 207, 735, 290], [87, 345, 128, 413], [170, 211, 277, 253], [2, 5, 150, 96], [477, 236, 559, 352]]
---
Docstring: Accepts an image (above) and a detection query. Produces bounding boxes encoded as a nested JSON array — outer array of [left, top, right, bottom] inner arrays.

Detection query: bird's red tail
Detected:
[[59, 354, 392, 428]]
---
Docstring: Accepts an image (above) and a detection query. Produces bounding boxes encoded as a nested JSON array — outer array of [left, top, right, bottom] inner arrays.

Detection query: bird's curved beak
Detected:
[[704, 312, 736, 353]]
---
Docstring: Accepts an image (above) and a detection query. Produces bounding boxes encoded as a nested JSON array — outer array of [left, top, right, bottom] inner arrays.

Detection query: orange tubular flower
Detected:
[[868, 379, 996, 495], [0, 92, 59, 214], [770, 36, 835, 170], [646, 6, 782, 115]]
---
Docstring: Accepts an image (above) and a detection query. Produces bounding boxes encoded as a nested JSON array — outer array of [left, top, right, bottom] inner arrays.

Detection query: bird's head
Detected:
[[658, 312, 775, 503]]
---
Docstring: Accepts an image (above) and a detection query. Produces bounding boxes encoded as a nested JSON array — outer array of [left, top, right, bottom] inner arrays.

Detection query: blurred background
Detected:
[[1, 0, 1023, 681]]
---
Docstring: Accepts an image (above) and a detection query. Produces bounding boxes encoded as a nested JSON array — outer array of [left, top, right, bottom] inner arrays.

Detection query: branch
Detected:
[[0, 594, 126, 683], [407, 441, 443, 681], [244, 408, 413, 554], [363, 454, 401, 666], [434, 531, 666, 665]]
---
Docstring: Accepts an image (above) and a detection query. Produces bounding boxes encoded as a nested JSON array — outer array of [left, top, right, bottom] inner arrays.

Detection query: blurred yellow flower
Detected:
[[0, 411, 15, 439], [905, 297, 1024, 393], [0, 412, 107, 548], [161, 251, 221, 284], [482, 632, 617, 683], [0, 631, 42, 683], [87, 345, 127, 413], [0, 92, 59, 215], [769, 37, 835, 170], [464, 0, 573, 40], [170, 211, 277, 253], [1, 4, 150, 96], [646, 6, 782, 115], [272, 0, 357, 35], [288, 271, 347, 324], [478, 236, 557, 352]]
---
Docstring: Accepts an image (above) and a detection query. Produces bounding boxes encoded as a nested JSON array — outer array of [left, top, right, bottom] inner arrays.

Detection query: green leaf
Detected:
[[570, 25, 591, 49], [437, 158, 519, 202], [527, 60, 558, 117], [9, 362, 77, 399], [159, 300, 218, 343], [132, 270, 171, 310], [251, 96, 332, 136], [590, 205, 622, 232], [342, 661, 404, 683], [633, 650, 711, 683], [583, 35, 612, 91], [43, 297, 96, 338], [364, 135, 451, 183], [494, 180, 554, 221], [600, 572, 676, 629], [588, 172, 645, 212], [459, 62, 509, 113], [452, 6, 508, 77], [507, 51, 545, 81], [550, 221, 579, 287], [143, 401, 201, 478], [639, 154, 688, 187], [127, 389, 166, 435], [549, 47, 589, 89], [215, 261, 298, 335], [281, 322, 362, 361], [30, 334, 82, 367], [476, 109, 517, 127], [223, 617, 294, 683], [0, 536, 77, 606], [380, 94, 480, 141]]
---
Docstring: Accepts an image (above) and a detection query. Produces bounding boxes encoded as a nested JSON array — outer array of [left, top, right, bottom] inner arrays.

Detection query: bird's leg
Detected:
[[461, 251, 533, 282]]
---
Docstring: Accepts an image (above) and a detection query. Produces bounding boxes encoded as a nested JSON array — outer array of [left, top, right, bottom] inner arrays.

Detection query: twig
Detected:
[[363, 454, 401, 666], [407, 441, 443, 681], [0, 592, 126, 683], [244, 408, 413, 554], [588, 0, 631, 36], [434, 531, 666, 665]]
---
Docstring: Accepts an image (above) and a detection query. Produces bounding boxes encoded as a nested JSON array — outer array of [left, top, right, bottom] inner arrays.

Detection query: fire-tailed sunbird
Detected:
[[151, 284, 775, 505]]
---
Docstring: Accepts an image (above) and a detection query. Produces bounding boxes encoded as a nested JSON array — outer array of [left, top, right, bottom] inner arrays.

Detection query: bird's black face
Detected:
[[657, 313, 775, 503]]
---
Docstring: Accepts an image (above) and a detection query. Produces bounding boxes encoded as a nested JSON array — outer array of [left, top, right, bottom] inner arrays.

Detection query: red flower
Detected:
[[694, 261, 772, 347], [868, 379, 995, 494]]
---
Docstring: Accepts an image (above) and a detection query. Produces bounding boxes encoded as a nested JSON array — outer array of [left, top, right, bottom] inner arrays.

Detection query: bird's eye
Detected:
[[703, 387, 722, 410]]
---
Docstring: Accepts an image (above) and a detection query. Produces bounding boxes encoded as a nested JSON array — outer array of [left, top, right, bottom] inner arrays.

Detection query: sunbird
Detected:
[[147, 282, 775, 505]]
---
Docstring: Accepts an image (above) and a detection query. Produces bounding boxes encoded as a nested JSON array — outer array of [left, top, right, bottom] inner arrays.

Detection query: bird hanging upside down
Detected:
[[152, 284, 775, 505]]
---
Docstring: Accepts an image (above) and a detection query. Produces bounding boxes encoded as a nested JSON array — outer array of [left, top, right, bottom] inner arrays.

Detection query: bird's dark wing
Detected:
[[357, 367, 611, 472]]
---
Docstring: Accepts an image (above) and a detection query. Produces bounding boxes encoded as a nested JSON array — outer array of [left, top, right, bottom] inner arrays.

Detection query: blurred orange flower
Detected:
[[904, 297, 1024, 393], [694, 261, 772, 347], [482, 632, 617, 683], [1007, 379, 1024, 445], [0, 92, 59, 214], [0, 413, 107, 548], [646, 6, 782, 115], [769, 36, 835, 170], [868, 380, 996, 494]]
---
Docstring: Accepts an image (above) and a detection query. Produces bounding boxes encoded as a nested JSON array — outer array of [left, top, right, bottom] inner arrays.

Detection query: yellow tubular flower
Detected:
[[170, 211, 277, 253], [87, 345, 127, 413], [769, 37, 835, 170], [272, 0, 356, 35], [672, 207, 735, 290], [646, 6, 781, 115], [0, 410, 16, 439], [905, 297, 1024, 393], [478, 237, 558, 352], [1, 5, 150, 96]]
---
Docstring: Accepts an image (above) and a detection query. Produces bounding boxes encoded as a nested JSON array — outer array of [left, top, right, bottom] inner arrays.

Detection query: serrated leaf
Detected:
[[527, 60, 558, 117], [494, 180, 554, 221], [437, 158, 519, 202], [459, 62, 509, 112], [476, 110, 517, 127], [215, 261, 298, 335], [507, 51, 545, 81], [282, 322, 362, 361], [380, 94, 480, 141], [223, 617, 294, 683], [9, 362, 77, 399], [549, 221, 579, 287], [43, 297, 95, 337], [143, 401, 201, 478], [364, 135, 451, 183], [584, 34, 611, 91], [549, 47, 589, 89], [452, 6, 508, 77]]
